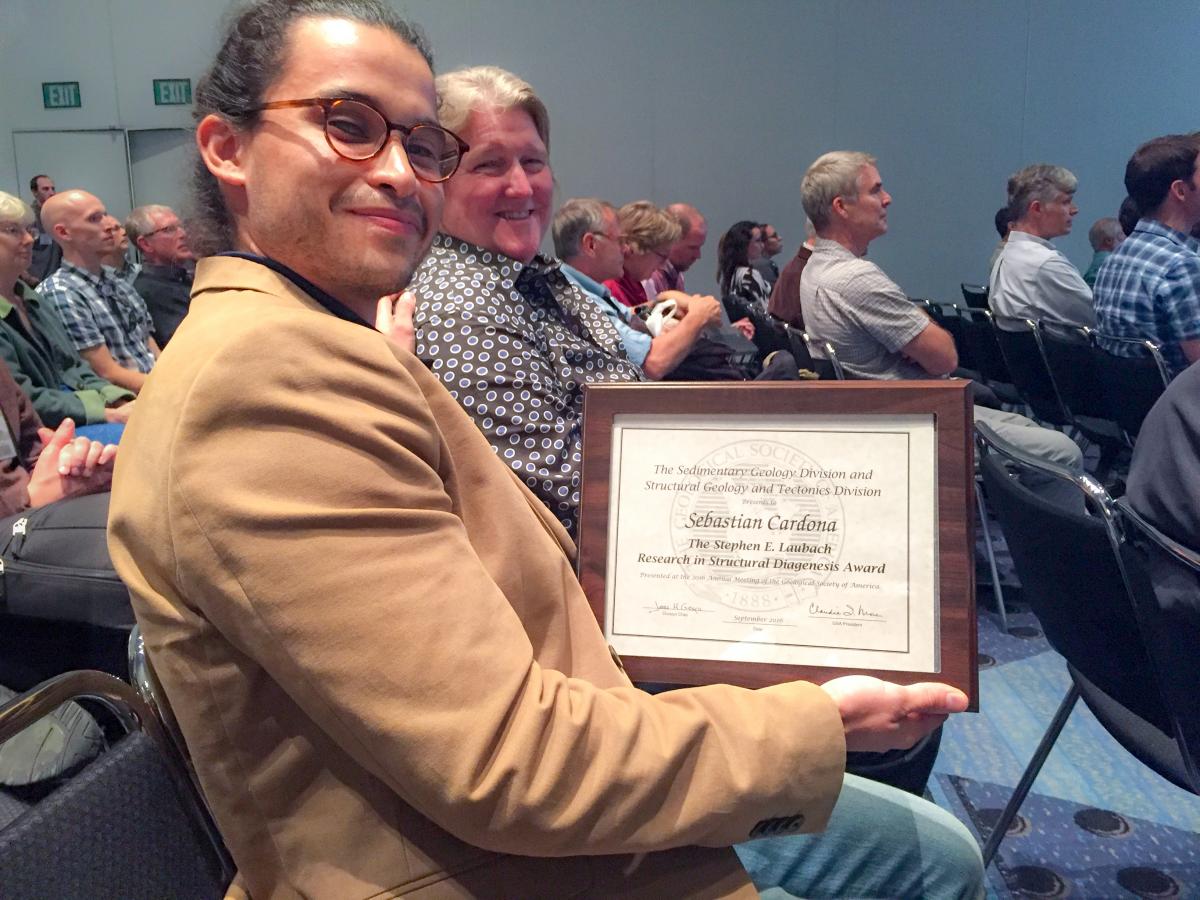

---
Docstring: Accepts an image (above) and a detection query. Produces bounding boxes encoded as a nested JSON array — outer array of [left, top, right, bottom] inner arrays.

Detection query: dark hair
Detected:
[[1123, 134, 1200, 218], [29, 174, 49, 192], [993, 206, 1013, 238], [189, 0, 433, 255], [716, 220, 758, 294], [1118, 195, 1141, 236]]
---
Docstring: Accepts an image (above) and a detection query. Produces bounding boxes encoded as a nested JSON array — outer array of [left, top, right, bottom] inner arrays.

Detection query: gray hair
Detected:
[[552, 198, 611, 260], [801, 151, 877, 230], [437, 65, 549, 151], [1088, 217, 1123, 251], [1007, 164, 1077, 221], [0, 192, 34, 226], [125, 204, 174, 242]]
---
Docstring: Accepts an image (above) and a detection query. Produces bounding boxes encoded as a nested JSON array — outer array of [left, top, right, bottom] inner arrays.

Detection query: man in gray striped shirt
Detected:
[[798, 151, 1083, 502]]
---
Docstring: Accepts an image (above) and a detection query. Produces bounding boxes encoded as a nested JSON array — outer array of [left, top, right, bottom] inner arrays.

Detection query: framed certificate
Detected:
[[577, 381, 977, 706]]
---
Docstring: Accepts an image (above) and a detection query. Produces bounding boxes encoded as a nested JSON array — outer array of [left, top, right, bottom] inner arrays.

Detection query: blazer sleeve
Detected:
[[168, 317, 846, 858]]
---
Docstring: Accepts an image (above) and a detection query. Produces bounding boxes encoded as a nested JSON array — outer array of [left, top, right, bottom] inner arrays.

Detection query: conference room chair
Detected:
[[781, 322, 817, 372], [0, 669, 235, 898], [959, 309, 1021, 406], [975, 423, 1200, 869], [912, 300, 977, 373], [960, 282, 990, 309], [798, 332, 846, 380], [993, 317, 1122, 469], [1091, 334, 1172, 444], [1035, 322, 1124, 477]]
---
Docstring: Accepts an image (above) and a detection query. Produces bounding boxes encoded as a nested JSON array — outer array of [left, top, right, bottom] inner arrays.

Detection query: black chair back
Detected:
[[1092, 336, 1170, 440], [917, 301, 974, 372], [961, 282, 989, 309], [0, 670, 234, 898], [993, 317, 1071, 426], [960, 309, 1013, 387], [1115, 499, 1200, 790], [977, 427, 1169, 731], [1038, 323, 1108, 420], [781, 323, 816, 370]]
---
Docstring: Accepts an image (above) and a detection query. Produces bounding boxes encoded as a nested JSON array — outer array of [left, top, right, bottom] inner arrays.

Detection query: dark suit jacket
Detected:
[[108, 257, 846, 899]]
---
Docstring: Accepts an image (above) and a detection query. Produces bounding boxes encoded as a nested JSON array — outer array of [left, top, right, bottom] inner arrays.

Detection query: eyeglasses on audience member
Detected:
[[246, 97, 470, 182], [0, 223, 37, 239]]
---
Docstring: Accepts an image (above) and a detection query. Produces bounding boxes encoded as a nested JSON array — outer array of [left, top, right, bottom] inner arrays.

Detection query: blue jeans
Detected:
[[735, 773, 984, 899]]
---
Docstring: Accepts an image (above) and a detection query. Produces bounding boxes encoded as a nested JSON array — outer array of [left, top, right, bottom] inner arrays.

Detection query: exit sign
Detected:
[[153, 79, 192, 106], [42, 82, 81, 109]]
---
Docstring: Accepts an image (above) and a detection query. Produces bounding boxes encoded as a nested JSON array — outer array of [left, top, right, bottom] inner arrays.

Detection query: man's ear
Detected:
[[830, 196, 849, 221], [196, 113, 248, 189], [1168, 178, 1189, 203]]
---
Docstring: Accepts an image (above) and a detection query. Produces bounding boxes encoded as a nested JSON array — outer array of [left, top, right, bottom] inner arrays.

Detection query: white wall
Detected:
[[3, 0, 1199, 300]]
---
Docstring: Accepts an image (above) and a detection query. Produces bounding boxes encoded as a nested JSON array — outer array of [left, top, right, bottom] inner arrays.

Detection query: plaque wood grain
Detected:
[[577, 381, 977, 709]]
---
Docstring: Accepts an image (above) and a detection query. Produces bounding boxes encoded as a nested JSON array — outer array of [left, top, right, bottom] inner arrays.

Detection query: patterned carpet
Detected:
[[930, 525, 1200, 899]]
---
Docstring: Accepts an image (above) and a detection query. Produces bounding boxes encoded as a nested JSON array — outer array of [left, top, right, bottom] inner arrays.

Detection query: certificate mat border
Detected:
[[578, 381, 977, 709], [610, 427, 914, 654]]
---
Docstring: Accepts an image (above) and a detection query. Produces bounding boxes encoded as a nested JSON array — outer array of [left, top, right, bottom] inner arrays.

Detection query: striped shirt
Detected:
[[39, 261, 156, 373], [1093, 219, 1200, 377]]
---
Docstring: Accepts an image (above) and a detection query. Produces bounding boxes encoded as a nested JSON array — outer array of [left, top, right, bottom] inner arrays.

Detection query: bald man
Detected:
[[38, 191, 158, 393], [645, 202, 707, 297]]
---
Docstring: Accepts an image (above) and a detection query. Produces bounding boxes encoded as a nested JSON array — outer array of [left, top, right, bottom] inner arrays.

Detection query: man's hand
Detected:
[[680, 294, 722, 328], [732, 318, 755, 340], [376, 291, 417, 355], [103, 401, 134, 424], [26, 418, 119, 509], [820, 675, 968, 753]]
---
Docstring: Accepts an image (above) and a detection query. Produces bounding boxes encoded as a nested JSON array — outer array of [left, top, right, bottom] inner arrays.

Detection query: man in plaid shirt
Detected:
[[38, 191, 159, 393], [1094, 134, 1200, 378]]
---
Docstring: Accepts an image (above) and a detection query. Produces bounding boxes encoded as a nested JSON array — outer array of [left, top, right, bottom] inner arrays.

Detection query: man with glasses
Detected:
[[108, 4, 982, 899], [125, 205, 195, 346], [38, 190, 158, 393]]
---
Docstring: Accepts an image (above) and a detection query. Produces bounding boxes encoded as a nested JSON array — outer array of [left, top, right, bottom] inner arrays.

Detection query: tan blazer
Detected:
[[107, 257, 846, 899]]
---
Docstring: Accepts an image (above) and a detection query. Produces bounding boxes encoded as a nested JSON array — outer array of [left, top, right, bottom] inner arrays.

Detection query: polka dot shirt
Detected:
[[413, 234, 645, 538]]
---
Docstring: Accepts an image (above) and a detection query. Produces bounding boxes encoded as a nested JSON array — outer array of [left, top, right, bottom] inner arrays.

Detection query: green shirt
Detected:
[[0, 281, 134, 427]]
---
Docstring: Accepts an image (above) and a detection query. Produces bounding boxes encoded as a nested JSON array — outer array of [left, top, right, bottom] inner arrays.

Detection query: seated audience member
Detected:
[[27, 175, 61, 284], [1083, 217, 1125, 287], [987, 205, 1013, 278], [126, 205, 195, 346], [753, 222, 783, 287], [412, 66, 644, 538], [989, 164, 1095, 329], [603, 200, 681, 307], [1126, 360, 1200, 566], [0, 364, 117, 518], [0, 192, 134, 431], [646, 203, 756, 341], [719, 220, 788, 356], [768, 218, 816, 328], [799, 151, 1083, 503], [1095, 134, 1200, 377], [100, 223, 140, 285], [555, 198, 721, 379], [39, 191, 159, 393], [1118, 194, 1141, 236], [106, 5, 984, 898], [644, 202, 704, 296]]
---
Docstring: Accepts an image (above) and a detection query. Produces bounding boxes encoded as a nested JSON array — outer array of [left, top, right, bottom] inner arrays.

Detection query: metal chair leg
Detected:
[[975, 479, 1009, 633], [981, 683, 1080, 867]]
